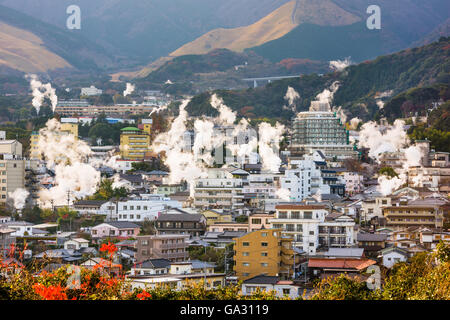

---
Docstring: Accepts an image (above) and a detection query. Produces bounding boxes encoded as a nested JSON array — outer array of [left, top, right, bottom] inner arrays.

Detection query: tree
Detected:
[[21, 206, 44, 224], [57, 207, 78, 231], [379, 167, 398, 178], [90, 178, 128, 200]]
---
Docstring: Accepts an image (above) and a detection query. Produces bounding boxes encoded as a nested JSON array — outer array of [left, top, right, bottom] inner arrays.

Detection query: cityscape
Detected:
[[0, 0, 449, 306]]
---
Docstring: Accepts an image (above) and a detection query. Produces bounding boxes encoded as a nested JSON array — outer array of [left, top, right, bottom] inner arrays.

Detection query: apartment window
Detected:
[[278, 211, 287, 219], [261, 263, 268, 267], [309, 231, 314, 235], [137, 206, 141, 210], [144, 206, 148, 210], [141, 240, 148, 245], [261, 252, 268, 257], [243, 242, 250, 246], [261, 242, 268, 247], [130, 206, 134, 210], [261, 232, 267, 237], [291, 212, 300, 219], [243, 263, 250, 267], [282, 289, 290, 295], [123, 206, 127, 210], [243, 252, 249, 256], [309, 243, 314, 247], [303, 212, 312, 219]]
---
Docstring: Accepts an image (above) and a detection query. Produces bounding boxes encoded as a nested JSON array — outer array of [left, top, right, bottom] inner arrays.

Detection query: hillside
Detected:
[[0, 4, 115, 71], [0, 22, 72, 73], [246, 0, 450, 63], [184, 38, 450, 122], [137, 49, 331, 95], [0, 0, 290, 62]]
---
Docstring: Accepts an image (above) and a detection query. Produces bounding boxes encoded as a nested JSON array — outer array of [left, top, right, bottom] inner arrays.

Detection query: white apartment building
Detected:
[[243, 173, 280, 212], [193, 168, 244, 214], [270, 203, 355, 254], [0, 140, 25, 206], [280, 159, 330, 202], [81, 85, 103, 96], [99, 195, 182, 222]]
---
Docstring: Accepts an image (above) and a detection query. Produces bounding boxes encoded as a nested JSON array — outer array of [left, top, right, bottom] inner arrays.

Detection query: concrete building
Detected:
[[155, 213, 207, 238], [119, 127, 151, 160], [289, 101, 358, 161], [81, 85, 102, 96], [233, 229, 298, 280], [193, 168, 245, 214], [383, 204, 445, 230], [270, 203, 355, 254], [136, 234, 188, 263], [0, 154, 25, 207]]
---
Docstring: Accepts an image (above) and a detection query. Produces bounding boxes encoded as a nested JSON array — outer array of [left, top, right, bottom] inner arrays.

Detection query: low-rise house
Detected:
[[201, 209, 232, 226], [307, 257, 376, 278], [0, 227, 15, 258], [208, 222, 249, 233], [64, 238, 90, 250], [202, 231, 247, 247], [356, 233, 388, 253], [379, 246, 409, 268], [241, 275, 302, 299], [248, 213, 273, 232], [33, 249, 83, 263], [131, 258, 171, 276], [73, 200, 108, 216], [0, 216, 11, 224], [81, 257, 122, 276], [91, 221, 141, 240], [156, 213, 206, 238], [1, 221, 34, 237]]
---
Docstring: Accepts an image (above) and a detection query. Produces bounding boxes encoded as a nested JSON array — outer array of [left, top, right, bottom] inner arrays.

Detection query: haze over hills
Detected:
[[0, 4, 116, 73], [0, 0, 290, 62]]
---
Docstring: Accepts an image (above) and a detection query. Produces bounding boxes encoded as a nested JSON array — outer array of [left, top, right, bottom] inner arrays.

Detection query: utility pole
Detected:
[[67, 190, 71, 231]]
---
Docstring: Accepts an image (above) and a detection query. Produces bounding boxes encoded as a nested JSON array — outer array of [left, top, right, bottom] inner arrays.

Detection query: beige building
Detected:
[[0, 140, 25, 207], [136, 234, 188, 263], [0, 157, 26, 207]]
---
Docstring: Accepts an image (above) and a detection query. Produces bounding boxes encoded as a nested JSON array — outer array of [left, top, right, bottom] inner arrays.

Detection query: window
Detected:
[[304, 212, 312, 219], [261, 232, 267, 237], [278, 211, 287, 219], [261, 252, 268, 257], [243, 242, 250, 246], [309, 231, 314, 235], [243, 262, 250, 267], [282, 288, 290, 295], [261, 263, 268, 267], [261, 242, 268, 247], [243, 252, 249, 256], [309, 243, 314, 247]]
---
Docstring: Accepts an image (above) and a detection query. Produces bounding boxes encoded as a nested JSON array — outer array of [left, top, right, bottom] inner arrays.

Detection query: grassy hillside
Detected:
[[0, 22, 72, 73], [184, 37, 450, 122], [0, 4, 115, 71]]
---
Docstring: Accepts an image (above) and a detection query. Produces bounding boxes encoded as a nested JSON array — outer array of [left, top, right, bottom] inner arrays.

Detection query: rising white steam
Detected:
[[316, 81, 340, 108], [358, 119, 426, 195], [258, 122, 285, 172], [36, 119, 100, 207], [349, 117, 362, 130], [276, 188, 291, 201], [329, 57, 352, 72], [8, 188, 29, 210], [284, 86, 300, 112], [26, 74, 58, 114], [123, 83, 135, 97]]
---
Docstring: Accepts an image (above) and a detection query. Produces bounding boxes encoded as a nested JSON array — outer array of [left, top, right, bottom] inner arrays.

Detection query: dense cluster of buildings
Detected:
[[0, 97, 448, 297]]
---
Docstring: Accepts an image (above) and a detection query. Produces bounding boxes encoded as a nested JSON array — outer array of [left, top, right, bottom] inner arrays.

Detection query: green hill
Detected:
[[184, 37, 450, 122]]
